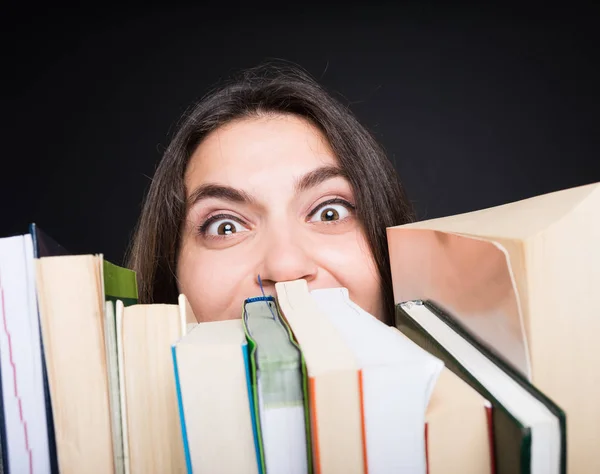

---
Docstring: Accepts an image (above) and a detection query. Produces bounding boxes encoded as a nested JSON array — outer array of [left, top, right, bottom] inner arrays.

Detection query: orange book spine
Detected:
[[357, 370, 369, 474], [308, 377, 321, 474]]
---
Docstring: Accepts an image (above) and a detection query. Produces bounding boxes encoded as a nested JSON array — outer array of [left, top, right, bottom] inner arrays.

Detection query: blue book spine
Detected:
[[171, 345, 193, 474], [242, 342, 263, 474]]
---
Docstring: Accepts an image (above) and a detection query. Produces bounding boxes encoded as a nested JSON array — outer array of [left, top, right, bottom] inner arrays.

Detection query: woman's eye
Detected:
[[202, 217, 249, 236], [308, 202, 352, 223]]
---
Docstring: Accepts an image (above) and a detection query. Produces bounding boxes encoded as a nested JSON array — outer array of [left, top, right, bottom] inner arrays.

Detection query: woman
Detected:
[[127, 62, 414, 325]]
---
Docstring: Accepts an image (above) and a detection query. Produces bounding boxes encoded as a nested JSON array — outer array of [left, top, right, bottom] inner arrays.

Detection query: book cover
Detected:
[[1, 234, 53, 474], [396, 300, 566, 474], [0, 281, 8, 474], [29, 223, 63, 474]]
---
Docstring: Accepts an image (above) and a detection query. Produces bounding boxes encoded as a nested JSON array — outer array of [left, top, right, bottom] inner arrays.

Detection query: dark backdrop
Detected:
[[1, 4, 599, 265]]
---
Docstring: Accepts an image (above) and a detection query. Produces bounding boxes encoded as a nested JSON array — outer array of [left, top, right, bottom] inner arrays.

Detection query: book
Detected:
[[35, 254, 114, 473], [30, 223, 69, 259], [0, 233, 52, 474], [242, 296, 311, 474], [387, 182, 600, 472], [309, 286, 443, 474], [104, 300, 125, 474], [274, 280, 365, 474], [397, 300, 566, 474], [424, 365, 493, 474], [35, 251, 138, 474], [172, 318, 259, 474], [388, 226, 529, 377], [115, 299, 186, 473], [104, 261, 139, 474], [0, 354, 4, 474], [29, 223, 67, 474]]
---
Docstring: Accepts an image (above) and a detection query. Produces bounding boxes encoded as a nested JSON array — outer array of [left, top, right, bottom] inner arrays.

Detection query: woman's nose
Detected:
[[257, 229, 318, 287]]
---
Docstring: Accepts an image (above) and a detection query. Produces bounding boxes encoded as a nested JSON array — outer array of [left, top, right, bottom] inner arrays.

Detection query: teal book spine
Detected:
[[242, 342, 264, 474], [171, 346, 193, 474]]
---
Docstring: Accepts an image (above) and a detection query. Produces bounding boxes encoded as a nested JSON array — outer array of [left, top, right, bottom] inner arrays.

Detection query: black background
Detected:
[[1, 4, 599, 265]]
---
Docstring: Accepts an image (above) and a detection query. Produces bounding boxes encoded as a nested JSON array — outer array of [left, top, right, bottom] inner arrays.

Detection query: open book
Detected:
[[387, 181, 600, 473]]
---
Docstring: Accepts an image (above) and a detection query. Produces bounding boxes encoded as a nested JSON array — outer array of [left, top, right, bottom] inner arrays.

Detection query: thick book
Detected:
[[172, 318, 258, 474], [275, 280, 365, 474], [242, 296, 311, 474], [35, 254, 114, 473], [115, 299, 186, 474], [310, 287, 443, 474], [396, 300, 566, 474], [387, 181, 600, 473]]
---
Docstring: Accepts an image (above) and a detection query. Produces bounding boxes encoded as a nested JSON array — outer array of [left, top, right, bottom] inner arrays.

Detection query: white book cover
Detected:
[[0, 234, 51, 474]]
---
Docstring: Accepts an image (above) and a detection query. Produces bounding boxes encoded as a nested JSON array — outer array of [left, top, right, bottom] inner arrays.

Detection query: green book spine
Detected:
[[242, 296, 313, 474], [242, 306, 266, 474], [103, 260, 138, 306], [272, 298, 313, 474]]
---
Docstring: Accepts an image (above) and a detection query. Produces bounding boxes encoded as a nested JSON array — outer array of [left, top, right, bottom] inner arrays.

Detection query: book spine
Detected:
[[171, 346, 192, 474], [486, 405, 496, 474], [29, 223, 61, 474], [308, 377, 321, 474], [0, 322, 9, 473], [241, 342, 264, 474], [357, 370, 369, 474], [424, 422, 429, 474]]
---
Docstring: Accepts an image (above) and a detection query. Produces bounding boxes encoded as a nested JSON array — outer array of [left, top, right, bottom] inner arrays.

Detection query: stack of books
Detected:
[[0, 182, 598, 474]]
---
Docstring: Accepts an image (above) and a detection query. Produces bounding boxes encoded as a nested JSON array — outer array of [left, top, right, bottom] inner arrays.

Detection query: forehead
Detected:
[[184, 114, 338, 190]]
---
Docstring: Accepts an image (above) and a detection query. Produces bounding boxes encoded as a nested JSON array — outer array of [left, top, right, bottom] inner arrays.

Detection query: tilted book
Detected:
[[387, 182, 600, 473]]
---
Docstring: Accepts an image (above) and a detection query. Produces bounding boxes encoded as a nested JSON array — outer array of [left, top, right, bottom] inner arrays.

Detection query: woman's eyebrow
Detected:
[[187, 183, 256, 208], [294, 165, 347, 193], [187, 166, 346, 208]]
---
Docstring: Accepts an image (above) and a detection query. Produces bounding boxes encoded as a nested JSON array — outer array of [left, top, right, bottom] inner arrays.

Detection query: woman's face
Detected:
[[177, 114, 383, 322]]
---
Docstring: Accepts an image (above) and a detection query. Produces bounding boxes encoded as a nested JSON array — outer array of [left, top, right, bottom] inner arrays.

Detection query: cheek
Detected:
[[176, 228, 383, 322], [314, 231, 383, 318], [177, 243, 252, 322]]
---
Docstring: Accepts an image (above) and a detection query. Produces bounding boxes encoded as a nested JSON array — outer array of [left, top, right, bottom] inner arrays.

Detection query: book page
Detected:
[[388, 229, 531, 379]]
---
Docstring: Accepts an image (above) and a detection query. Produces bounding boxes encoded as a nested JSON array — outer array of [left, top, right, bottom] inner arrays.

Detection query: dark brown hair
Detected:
[[126, 62, 415, 324]]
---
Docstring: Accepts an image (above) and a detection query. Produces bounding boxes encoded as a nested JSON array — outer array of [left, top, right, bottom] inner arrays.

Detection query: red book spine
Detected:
[[486, 405, 496, 474], [424, 422, 429, 474]]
